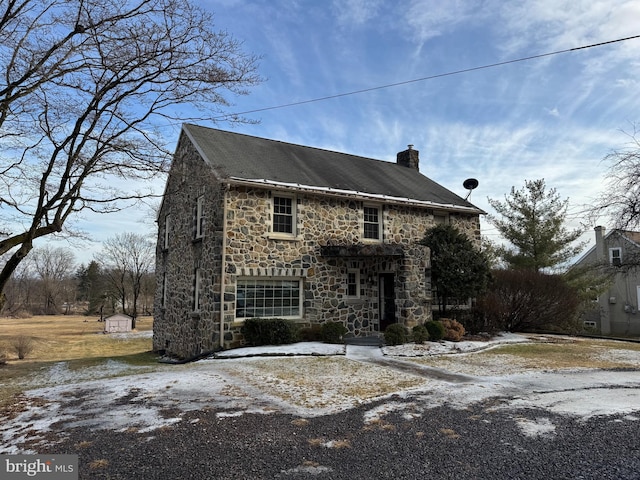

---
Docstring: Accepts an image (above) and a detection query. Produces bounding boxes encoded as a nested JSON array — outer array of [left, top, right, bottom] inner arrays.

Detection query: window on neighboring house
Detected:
[[610, 248, 622, 266], [236, 278, 301, 319], [273, 195, 294, 234], [164, 214, 171, 249], [347, 269, 360, 297], [195, 195, 205, 239], [363, 205, 381, 240], [193, 268, 202, 311]]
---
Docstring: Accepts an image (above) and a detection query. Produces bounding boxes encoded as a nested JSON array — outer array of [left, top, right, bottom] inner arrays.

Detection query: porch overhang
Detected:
[[320, 244, 405, 258]]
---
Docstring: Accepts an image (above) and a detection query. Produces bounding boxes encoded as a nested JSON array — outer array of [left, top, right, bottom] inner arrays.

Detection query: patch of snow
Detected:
[[2, 334, 640, 454], [515, 417, 556, 437], [214, 342, 345, 358]]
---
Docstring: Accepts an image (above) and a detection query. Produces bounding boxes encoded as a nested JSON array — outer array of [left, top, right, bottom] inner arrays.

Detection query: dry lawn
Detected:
[[408, 337, 640, 375], [0, 315, 155, 407]]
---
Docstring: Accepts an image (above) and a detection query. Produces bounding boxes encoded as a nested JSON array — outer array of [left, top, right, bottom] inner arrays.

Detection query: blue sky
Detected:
[[72, 0, 640, 264]]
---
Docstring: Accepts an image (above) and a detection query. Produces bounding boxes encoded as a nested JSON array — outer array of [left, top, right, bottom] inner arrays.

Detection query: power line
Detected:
[[214, 34, 640, 120]]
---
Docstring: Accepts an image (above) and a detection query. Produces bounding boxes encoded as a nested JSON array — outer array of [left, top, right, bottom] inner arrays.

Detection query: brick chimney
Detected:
[[397, 145, 419, 171]]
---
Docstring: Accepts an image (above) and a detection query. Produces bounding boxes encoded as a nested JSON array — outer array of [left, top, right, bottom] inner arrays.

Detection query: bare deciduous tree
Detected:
[[29, 245, 76, 314], [99, 232, 154, 327], [0, 0, 261, 307], [590, 128, 640, 231]]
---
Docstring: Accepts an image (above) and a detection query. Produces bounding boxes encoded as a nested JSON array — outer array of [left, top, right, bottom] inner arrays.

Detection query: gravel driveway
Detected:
[[3, 338, 640, 479], [36, 393, 640, 479]]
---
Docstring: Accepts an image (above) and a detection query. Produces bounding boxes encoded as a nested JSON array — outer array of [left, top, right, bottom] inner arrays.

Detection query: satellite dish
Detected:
[[463, 178, 479, 200]]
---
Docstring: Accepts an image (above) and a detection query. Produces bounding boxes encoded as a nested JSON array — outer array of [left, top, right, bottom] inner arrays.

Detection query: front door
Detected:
[[379, 273, 395, 331]]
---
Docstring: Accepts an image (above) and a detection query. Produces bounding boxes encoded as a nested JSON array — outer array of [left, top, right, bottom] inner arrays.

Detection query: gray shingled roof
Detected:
[[183, 123, 482, 213]]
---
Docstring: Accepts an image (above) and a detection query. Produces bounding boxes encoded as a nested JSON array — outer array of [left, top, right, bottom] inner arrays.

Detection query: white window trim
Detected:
[[194, 268, 202, 312], [609, 247, 622, 266], [235, 277, 303, 320], [362, 204, 382, 242], [196, 195, 205, 239], [161, 273, 168, 307], [270, 193, 297, 238], [347, 269, 361, 298], [164, 214, 171, 249]]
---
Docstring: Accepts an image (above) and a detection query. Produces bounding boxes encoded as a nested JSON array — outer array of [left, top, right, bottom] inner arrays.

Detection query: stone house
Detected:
[[575, 226, 640, 336], [153, 124, 484, 359]]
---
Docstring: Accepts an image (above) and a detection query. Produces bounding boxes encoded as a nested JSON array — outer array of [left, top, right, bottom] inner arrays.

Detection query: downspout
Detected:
[[219, 184, 229, 349]]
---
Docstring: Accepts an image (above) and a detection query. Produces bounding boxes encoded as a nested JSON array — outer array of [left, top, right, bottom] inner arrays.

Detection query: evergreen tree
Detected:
[[488, 179, 583, 272], [421, 225, 490, 314]]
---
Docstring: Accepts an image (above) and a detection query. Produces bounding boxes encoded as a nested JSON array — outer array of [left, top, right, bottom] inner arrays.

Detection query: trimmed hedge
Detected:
[[425, 320, 445, 341], [241, 318, 298, 346], [384, 323, 408, 346], [412, 324, 430, 344], [321, 321, 348, 344]]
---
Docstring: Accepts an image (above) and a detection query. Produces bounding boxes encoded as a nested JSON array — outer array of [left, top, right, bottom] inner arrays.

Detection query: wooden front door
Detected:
[[379, 273, 395, 331]]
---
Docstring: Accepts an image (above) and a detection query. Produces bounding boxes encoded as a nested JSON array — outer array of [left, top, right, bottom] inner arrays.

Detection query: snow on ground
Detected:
[[2, 333, 640, 453]]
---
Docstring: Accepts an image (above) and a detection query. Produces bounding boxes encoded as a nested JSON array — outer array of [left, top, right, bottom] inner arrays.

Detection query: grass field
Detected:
[[0, 315, 156, 407]]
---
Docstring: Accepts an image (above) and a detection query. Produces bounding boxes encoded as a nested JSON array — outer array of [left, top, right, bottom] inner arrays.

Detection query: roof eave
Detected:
[[228, 177, 486, 215]]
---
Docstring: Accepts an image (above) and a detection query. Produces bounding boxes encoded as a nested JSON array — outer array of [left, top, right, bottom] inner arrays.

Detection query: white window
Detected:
[[194, 268, 202, 311], [164, 214, 171, 249], [609, 248, 622, 266], [195, 195, 205, 239], [347, 269, 360, 298], [363, 205, 381, 241], [236, 278, 301, 319], [161, 273, 167, 307], [273, 195, 295, 235]]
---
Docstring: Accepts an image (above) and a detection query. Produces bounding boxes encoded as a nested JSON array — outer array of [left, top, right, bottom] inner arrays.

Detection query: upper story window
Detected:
[[195, 195, 205, 239], [610, 247, 622, 266], [273, 195, 295, 235], [363, 205, 381, 241]]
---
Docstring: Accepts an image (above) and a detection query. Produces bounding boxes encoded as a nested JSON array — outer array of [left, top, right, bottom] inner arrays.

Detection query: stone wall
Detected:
[[154, 137, 482, 357]]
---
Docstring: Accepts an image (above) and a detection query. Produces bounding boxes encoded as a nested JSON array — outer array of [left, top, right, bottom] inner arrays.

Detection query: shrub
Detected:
[[412, 324, 429, 344], [11, 335, 35, 360], [298, 324, 323, 342], [440, 318, 466, 342], [320, 322, 348, 344], [476, 269, 580, 333], [0, 349, 7, 366], [425, 320, 445, 341], [241, 318, 298, 346], [384, 323, 408, 346]]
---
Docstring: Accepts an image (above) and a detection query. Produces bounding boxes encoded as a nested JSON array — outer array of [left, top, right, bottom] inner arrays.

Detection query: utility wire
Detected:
[[214, 34, 640, 120]]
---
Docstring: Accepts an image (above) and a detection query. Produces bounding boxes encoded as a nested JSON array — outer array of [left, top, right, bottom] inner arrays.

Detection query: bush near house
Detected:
[[384, 323, 408, 346], [475, 269, 580, 333], [439, 318, 466, 341], [425, 320, 445, 341], [298, 324, 322, 342], [412, 324, 430, 344], [241, 318, 299, 346], [320, 321, 348, 344]]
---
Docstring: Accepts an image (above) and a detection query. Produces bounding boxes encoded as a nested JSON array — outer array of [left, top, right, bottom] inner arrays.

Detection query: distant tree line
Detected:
[[1, 233, 154, 322]]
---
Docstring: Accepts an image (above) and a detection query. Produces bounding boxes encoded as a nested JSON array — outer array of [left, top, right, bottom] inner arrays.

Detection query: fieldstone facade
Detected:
[[153, 127, 482, 360]]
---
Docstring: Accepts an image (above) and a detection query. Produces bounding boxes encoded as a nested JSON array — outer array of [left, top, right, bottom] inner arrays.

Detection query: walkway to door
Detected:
[[345, 344, 476, 383]]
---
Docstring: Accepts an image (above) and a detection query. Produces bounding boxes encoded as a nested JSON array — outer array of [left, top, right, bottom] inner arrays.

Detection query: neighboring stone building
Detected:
[[575, 226, 640, 336], [153, 124, 484, 359]]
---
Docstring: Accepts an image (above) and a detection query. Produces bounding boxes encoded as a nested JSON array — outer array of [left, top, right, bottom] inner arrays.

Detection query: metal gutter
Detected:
[[227, 177, 486, 215]]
